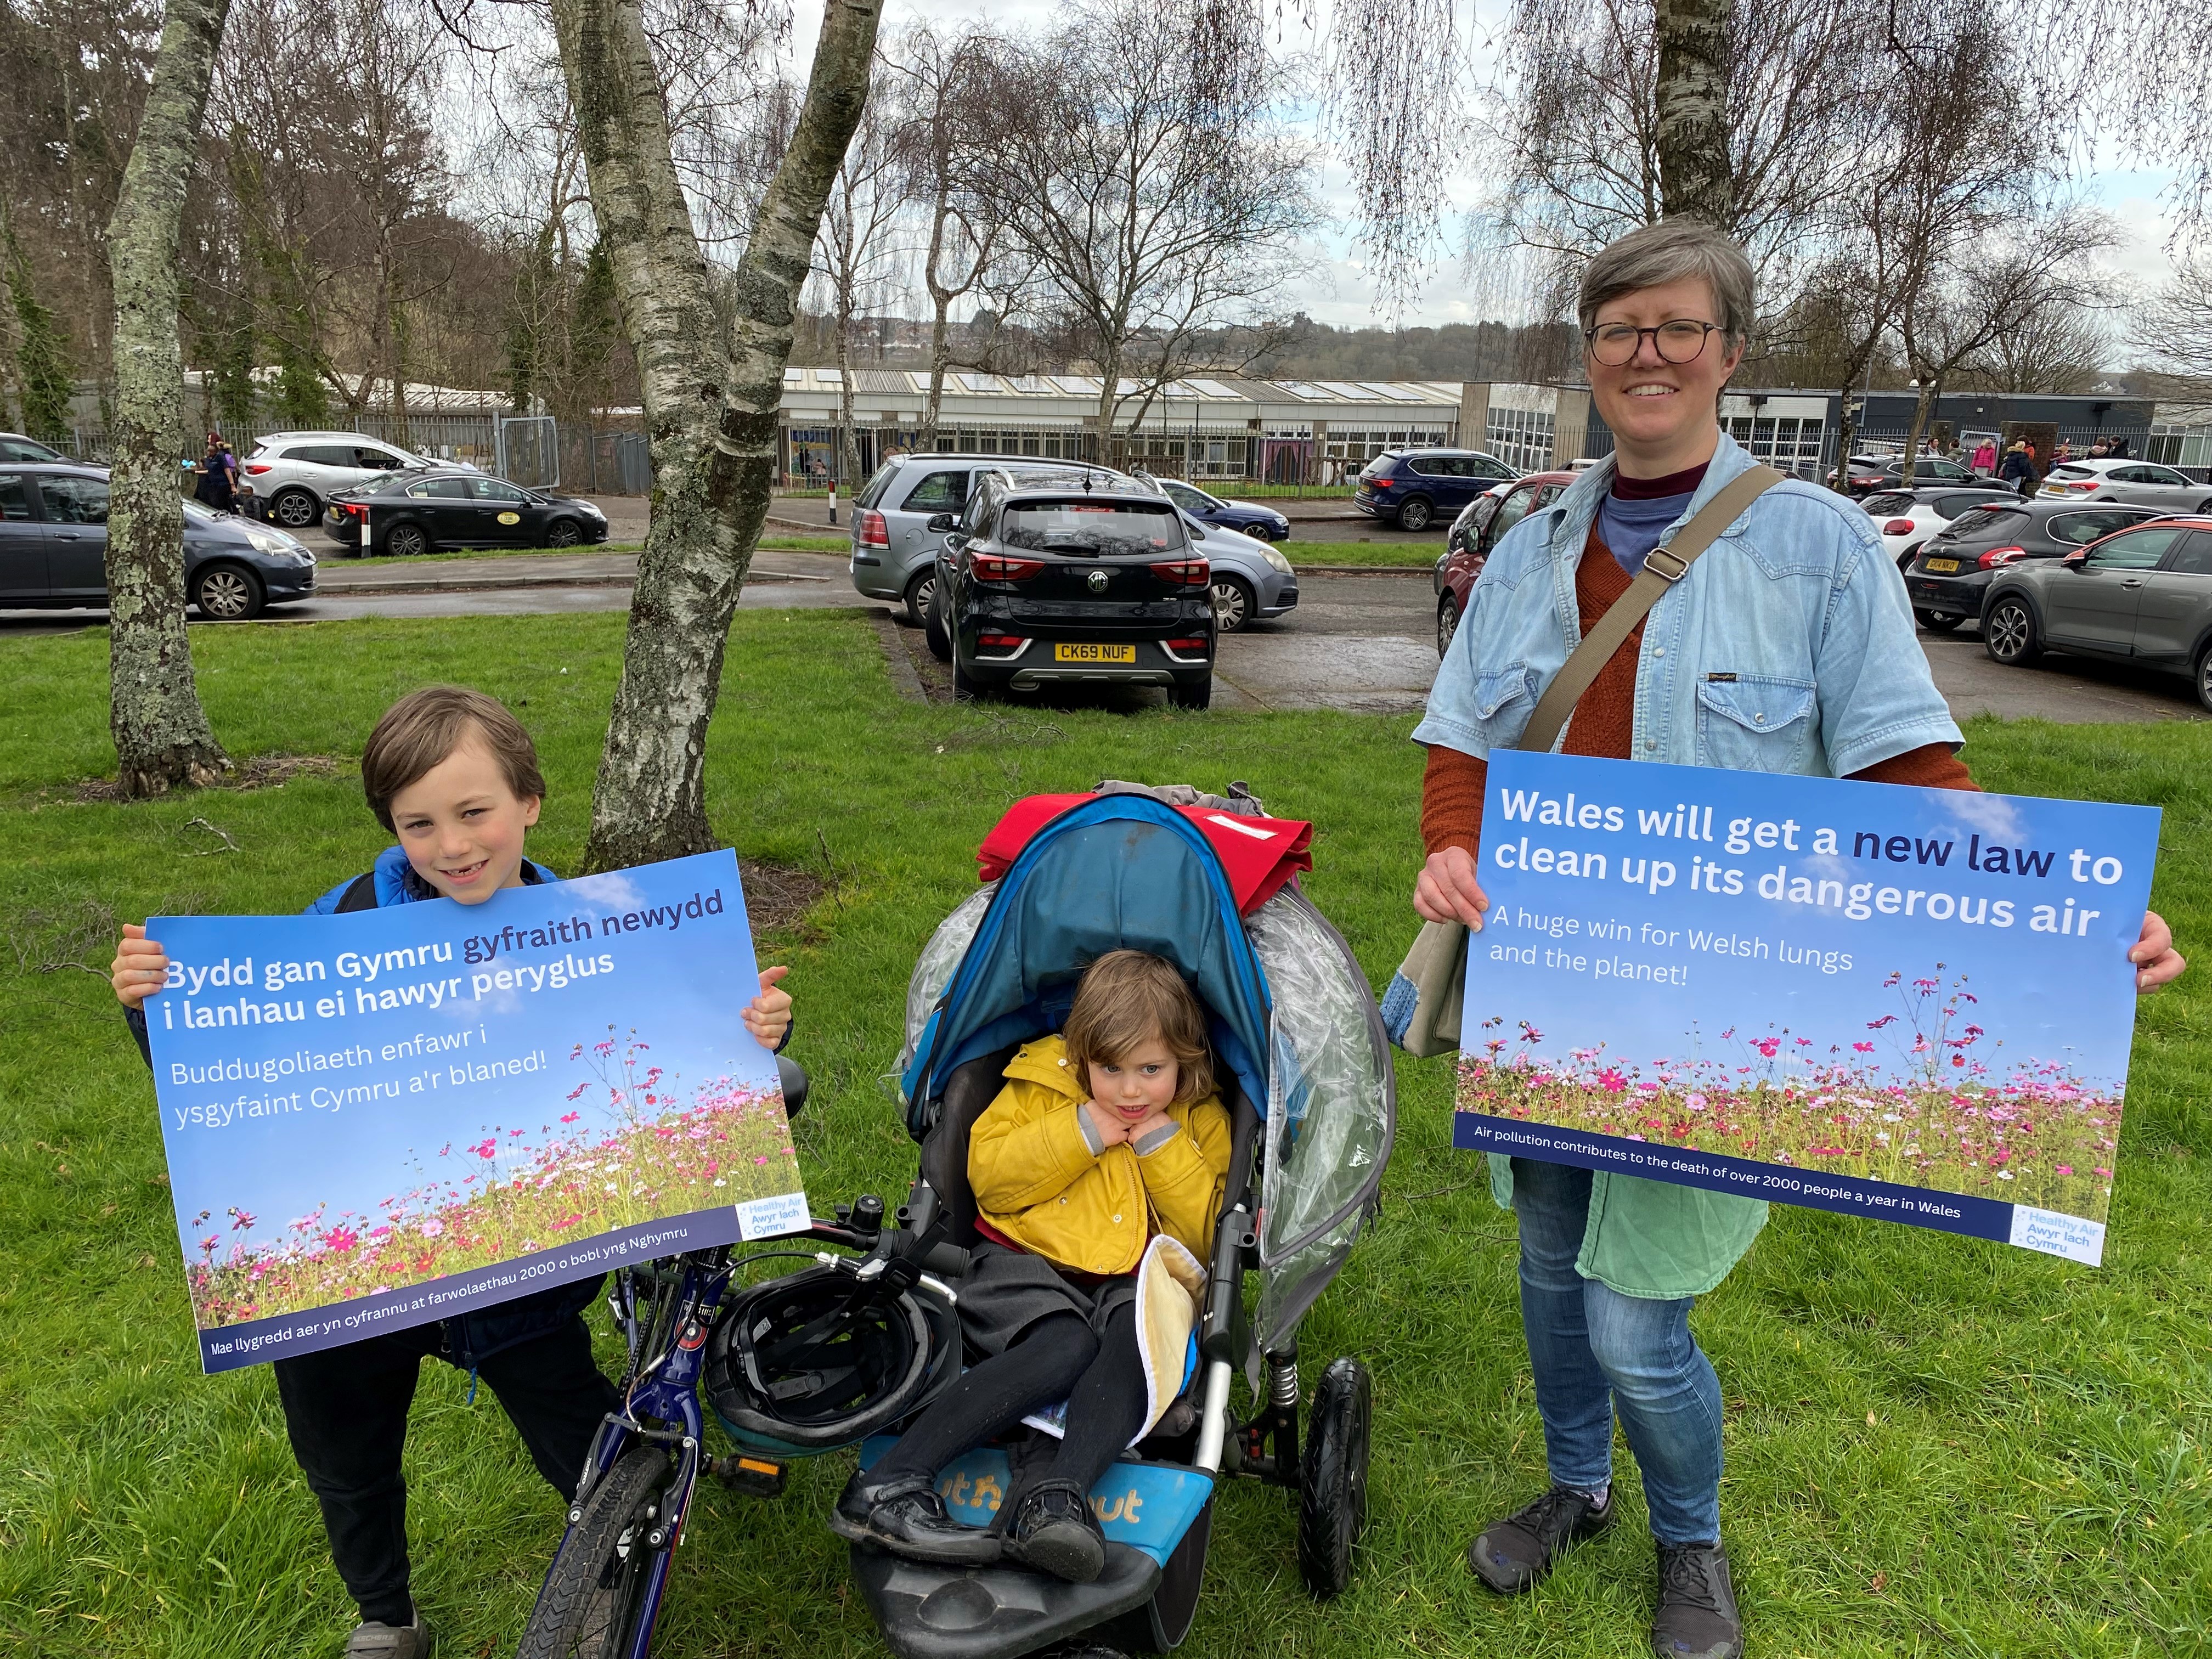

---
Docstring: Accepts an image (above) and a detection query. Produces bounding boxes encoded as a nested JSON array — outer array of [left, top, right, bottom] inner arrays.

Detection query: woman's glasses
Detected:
[[1583, 320, 1720, 367]]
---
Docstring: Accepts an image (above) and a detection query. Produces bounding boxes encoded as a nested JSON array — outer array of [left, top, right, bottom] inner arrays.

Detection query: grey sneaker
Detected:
[[1651, 1542, 1742, 1659], [1466, 1484, 1615, 1593], [343, 1616, 428, 1658]]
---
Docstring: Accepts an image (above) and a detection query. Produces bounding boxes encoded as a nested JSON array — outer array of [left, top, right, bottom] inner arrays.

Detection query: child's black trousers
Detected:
[[273, 1316, 618, 1627]]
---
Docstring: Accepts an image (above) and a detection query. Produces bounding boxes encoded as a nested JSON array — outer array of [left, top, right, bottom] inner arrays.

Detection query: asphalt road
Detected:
[[5, 541, 2203, 725]]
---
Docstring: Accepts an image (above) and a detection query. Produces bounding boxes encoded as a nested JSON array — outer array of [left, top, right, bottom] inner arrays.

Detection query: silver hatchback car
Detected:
[[850, 453, 1297, 631], [2039, 459, 2212, 515]]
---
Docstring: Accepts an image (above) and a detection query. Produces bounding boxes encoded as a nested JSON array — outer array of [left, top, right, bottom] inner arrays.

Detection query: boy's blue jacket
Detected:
[[126, 844, 789, 1370]]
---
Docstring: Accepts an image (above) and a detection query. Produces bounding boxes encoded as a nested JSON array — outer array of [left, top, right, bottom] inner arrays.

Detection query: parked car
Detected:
[[1859, 484, 2021, 569], [2038, 459, 2212, 515], [1353, 448, 1520, 531], [241, 431, 435, 532], [0, 462, 315, 619], [0, 432, 65, 462], [1827, 452, 1981, 496], [921, 466, 1215, 707], [324, 467, 609, 555], [1155, 477, 1291, 542], [1176, 512, 1296, 631], [1434, 470, 1576, 654], [1903, 500, 2165, 632], [1979, 516, 2212, 710], [849, 453, 1120, 625]]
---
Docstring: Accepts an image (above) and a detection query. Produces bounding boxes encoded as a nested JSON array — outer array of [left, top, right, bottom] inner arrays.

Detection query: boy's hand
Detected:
[[112, 924, 169, 1010], [1081, 1099, 1131, 1150], [743, 966, 793, 1049]]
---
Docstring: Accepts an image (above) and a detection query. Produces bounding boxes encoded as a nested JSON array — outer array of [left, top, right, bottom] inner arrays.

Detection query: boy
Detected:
[[111, 685, 795, 1659]]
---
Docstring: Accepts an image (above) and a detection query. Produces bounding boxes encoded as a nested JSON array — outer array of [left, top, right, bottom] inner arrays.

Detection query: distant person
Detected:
[[2088, 438, 2111, 459], [1999, 441, 2037, 498], [2051, 441, 2074, 467], [2109, 435, 2131, 459], [1970, 437, 1996, 476], [193, 433, 237, 513]]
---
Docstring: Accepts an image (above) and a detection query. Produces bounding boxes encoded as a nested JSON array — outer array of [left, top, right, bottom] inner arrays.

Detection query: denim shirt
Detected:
[[1413, 431, 1962, 777], [1414, 431, 1964, 1300]]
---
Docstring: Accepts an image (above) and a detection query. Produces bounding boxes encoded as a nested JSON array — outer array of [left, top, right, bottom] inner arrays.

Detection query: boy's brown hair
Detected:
[[1063, 950, 1215, 1107], [360, 686, 546, 831]]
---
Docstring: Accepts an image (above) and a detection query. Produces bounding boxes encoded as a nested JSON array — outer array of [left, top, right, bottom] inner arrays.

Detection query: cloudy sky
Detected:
[[778, 0, 2190, 331]]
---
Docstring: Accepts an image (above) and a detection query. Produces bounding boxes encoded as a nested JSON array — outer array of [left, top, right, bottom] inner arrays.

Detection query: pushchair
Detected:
[[823, 780, 1393, 1658], [518, 782, 1393, 1659]]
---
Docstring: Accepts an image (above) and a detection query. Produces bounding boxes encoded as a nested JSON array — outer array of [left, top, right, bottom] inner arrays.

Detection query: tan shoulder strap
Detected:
[[1515, 465, 1787, 755]]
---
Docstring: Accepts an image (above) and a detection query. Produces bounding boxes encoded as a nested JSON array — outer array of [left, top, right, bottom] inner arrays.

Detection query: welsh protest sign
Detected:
[[145, 849, 806, 1372], [1454, 751, 2159, 1266]]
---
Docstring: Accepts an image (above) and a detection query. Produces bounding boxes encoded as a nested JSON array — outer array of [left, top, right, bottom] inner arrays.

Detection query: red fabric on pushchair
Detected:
[[977, 794, 1313, 915]]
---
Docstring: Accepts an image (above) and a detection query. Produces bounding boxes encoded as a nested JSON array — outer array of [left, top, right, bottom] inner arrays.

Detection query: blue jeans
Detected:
[[1510, 1157, 1724, 1545]]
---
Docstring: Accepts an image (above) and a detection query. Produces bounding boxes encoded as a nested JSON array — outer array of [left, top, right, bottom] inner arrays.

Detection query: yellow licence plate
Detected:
[[1054, 643, 1136, 663], [1923, 557, 1960, 573]]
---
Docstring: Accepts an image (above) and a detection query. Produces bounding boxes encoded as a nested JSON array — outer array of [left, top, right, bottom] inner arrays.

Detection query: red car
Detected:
[[1434, 470, 1577, 654]]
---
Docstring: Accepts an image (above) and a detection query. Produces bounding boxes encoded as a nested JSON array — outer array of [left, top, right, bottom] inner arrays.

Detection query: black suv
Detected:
[[923, 468, 1216, 708]]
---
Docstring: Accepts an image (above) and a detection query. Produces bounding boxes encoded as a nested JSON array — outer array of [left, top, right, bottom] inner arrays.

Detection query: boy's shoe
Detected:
[[1466, 1483, 1615, 1593], [343, 1615, 428, 1658], [1651, 1541, 1743, 1658], [831, 1469, 1001, 1565], [1003, 1479, 1105, 1583]]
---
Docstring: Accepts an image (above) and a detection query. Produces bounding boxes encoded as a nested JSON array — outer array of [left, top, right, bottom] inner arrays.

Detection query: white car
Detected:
[[242, 431, 435, 533], [1861, 484, 2021, 569], [2039, 458, 2212, 515]]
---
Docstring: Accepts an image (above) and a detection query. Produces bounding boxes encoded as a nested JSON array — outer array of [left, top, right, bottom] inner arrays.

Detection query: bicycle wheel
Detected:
[[516, 1444, 676, 1659]]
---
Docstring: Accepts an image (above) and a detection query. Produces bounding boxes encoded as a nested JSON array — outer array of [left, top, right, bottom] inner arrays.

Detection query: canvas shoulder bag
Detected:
[[1383, 466, 1788, 1057]]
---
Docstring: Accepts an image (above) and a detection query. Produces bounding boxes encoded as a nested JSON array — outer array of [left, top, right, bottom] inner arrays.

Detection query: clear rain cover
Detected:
[[1245, 886, 1395, 1359], [900, 881, 999, 1091]]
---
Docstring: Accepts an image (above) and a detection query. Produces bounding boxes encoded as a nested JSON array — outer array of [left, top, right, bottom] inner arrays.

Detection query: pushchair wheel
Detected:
[[517, 1445, 673, 1659], [1297, 1357, 1372, 1599]]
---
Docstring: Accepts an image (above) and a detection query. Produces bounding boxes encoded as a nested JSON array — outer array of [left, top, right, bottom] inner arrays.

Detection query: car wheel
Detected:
[[191, 562, 264, 621], [1396, 496, 1435, 532], [386, 521, 430, 558], [1914, 609, 1964, 633], [544, 517, 583, 547], [1210, 575, 1254, 633], [1168, 674, 1212, 710], [1983, 596, 2041, 665], [1436, 592, 1460, 657], [923, 583, 952, 662], [270, 488, 318, 530], [903, 569, 935, 629], [2198, 498, 2212, 516], [1897, 545, 1920, 572]]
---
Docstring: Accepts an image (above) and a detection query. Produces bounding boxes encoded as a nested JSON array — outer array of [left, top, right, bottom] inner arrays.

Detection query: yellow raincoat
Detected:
[[969, 1035, 1233, 1277]]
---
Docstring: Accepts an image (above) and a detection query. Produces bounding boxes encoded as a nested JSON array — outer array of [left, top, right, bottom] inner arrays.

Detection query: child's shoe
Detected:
[[1003, 1479, 1105, 1583], [831, 1468, 1002, 1565], [343, 1613, 429, 1657]]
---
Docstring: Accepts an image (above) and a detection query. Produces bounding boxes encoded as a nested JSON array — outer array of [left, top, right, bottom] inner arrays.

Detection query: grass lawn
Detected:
[[1281, 538, 1438, 570], [2, 613, 2209, 1658]]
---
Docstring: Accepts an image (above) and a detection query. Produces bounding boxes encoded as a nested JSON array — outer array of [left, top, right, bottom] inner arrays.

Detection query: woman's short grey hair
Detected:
[[1577, 221, 1756, 348]]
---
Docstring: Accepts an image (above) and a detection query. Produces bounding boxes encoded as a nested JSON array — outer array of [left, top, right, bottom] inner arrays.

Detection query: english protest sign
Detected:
[[1455, 751, 2159, 1265], [145, 849, 807, 1372]]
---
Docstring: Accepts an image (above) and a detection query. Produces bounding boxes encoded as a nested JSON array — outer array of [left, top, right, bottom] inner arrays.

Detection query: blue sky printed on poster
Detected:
[[145, 850, 806, 1371], [1454, 752, 2160, 1266]]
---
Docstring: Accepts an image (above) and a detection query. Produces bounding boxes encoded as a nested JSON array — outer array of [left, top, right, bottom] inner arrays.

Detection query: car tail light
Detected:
[[245, 462, 273, 475], [1882, 518, 1915, 535], [1977, 546, 2028, 569], [1166, 637, 1209, 652], [977, 633, 1024, 651], [1366, 476, 1392, 489], [856, 507, 888, 548], [1149, 558, 1210, 585], [970, 554, 1043, 582]]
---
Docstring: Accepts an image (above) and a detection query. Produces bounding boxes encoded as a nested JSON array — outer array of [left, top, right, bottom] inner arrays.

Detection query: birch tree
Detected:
[[813, 75, 908, 486], [1651, 0, 1731, 223], [104, 0, 230, 795], [545, 0, 883, 868]]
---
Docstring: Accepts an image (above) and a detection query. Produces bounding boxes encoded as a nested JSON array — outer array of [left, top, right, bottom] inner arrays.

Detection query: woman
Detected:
[[1999, 440, 2037, 498], [194, 432, 237, 512], [1411, 218, 2184, 1659]]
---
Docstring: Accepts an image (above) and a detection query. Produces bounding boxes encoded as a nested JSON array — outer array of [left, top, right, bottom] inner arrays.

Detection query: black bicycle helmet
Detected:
[[705, 1263, 960, 1456]]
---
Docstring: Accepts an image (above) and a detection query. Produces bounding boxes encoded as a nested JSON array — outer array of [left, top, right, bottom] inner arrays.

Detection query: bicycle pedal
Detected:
[[707, 1453, 788, 1498]]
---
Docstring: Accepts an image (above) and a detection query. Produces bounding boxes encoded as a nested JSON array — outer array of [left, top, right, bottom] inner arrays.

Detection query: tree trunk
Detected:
[[550, 0, 883, 871], [103, 0, 232, 797], [1654, 0, 1735, 225], [1900, 374, 1940, 487], [922, 305, 949, 450], [834, 264, 861, 487]]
